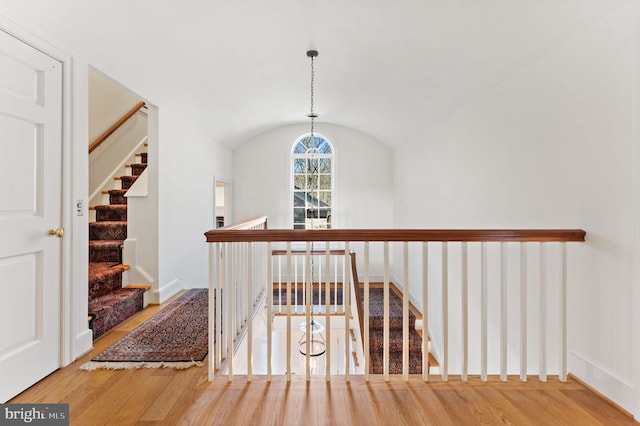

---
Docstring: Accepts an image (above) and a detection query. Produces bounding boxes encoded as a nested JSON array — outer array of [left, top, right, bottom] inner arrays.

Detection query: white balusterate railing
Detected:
[[205, 222, 585, 384]]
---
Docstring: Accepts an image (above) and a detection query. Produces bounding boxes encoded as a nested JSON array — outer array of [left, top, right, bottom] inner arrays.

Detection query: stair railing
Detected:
[[205, 223, 586, 384], [89, 101, 146, 154]]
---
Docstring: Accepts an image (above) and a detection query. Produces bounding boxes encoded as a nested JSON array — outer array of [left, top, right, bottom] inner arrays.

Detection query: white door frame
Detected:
[[214, 176, 232, 228], [0, 10, 92, 365]]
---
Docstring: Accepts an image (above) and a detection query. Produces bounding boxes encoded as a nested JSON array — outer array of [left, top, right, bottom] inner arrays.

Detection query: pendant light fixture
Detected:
[[298, 49, 326, 358]]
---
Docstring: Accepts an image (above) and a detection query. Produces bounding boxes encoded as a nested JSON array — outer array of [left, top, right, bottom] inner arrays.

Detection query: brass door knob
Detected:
[[48, 228, 64, 238]]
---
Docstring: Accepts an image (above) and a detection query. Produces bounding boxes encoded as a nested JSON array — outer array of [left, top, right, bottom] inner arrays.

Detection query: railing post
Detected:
[[305, 242, 311, 381], [560, 242, 567, 382], [461, 242, 468, 382], [325, 242, 331, 381], [540, 243, 547, 382], [286, 242, 292, 381], [422, 242, 429, 382], [208, 243, 216, 381], [247, 242, 253, 381], [383, 241, 390, 381], [402, 242, 409, 381], [345, 241, 351, 382], [226, 243, 234, 382], [442, 242, 448, 381], [500, 242, 507, 382], [481, 242, 488, 382], [364, 242, 370, 381], [520, 243, 528, 382], [267, 242, 273, 381]]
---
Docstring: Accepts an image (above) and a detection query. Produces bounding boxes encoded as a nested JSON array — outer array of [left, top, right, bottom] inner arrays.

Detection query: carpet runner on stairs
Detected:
[[88, 153, 147, 339], [366, 286, 423, 374]]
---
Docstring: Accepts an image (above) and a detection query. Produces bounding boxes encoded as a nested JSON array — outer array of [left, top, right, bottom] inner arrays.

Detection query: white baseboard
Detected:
[[569, 351, 634, 415], [73, 329, 94, 362], [152, 279, 183, 305]]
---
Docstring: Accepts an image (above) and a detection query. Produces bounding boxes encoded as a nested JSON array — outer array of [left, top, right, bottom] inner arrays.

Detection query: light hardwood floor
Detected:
[[10, 296, 638, 425]]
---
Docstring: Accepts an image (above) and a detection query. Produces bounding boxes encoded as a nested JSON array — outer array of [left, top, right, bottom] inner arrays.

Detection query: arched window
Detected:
[[291, 134, 334, 229]]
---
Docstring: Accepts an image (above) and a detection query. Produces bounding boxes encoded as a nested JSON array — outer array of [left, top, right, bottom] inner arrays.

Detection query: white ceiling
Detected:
[[0, 0, 630, 148]]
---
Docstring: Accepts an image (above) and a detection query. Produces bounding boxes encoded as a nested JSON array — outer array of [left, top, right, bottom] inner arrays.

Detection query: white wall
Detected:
[[394, 3, 639, 415], [157, 107, 232, 298], [232, 123, 394, 276], [233, 123, 393, 229], [88, 68, 141, 142]]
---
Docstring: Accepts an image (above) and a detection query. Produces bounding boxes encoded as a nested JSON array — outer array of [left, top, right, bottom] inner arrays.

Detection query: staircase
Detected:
[[88, 151, 148, 339], [366, 285, 424, 374]]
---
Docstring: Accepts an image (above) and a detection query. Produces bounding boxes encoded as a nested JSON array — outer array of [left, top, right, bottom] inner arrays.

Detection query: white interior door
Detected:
[[0, 29, 63, 402]]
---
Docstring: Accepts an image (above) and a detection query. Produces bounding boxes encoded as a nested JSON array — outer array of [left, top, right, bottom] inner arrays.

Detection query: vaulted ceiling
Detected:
[[0, 0, 629, 148]]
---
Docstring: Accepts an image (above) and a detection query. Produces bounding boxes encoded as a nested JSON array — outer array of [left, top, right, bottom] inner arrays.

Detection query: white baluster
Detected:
[[520, 243, 527, 382], [325, 242, 331, 381], [227, 242, 234, 381], [461, 242, 468, 381], [540, 243, 547, 382], [383, 241, 390, 381], [364, 241, 370, 381], [481, 242, 487, 382], [422, 242, 429, 382], [442, 242, 448, 382], [500, 242, 507, 382], [267, 242, 273, 381], [403, 242, 409, 381], [560, 242, 567, 382], [208, 243, 216, 381], [286, 242, 292, 381], [305, 242, 311, 381], [345, 242, 351, 382], [247, 242, 253, 381]]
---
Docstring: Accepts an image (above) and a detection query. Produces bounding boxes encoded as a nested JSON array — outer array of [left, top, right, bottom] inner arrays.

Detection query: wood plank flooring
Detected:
[[9, 296, 638, 425]]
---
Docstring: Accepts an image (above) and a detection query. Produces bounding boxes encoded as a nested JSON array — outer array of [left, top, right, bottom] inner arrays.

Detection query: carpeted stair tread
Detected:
[[368, 328, 423, 353], [89, 240, 124, 263], [365, 286, 423, 375], [89, 287, 145, 339], [88, 262, 124, 299], [365, 287, 416, 330], [273, 286, 343, 306], [369, 346, 423, 375], [95, 204, 127, 222], [89, 221, 127, 241], [131, 163, 147, 176], [107, 189, 127, 205], [120, 175, 138, 190]]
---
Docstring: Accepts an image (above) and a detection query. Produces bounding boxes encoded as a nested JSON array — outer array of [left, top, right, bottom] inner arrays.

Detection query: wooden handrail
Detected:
[[89, 101, 146, 154], [205, 228, 586, 243]]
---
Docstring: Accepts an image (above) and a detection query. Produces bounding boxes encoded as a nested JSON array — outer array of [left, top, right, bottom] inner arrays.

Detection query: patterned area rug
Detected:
[[81, 288, 208, 370]]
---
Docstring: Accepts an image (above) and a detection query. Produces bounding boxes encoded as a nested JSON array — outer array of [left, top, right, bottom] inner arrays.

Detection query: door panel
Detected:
[[0, 29, 63, 403]]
